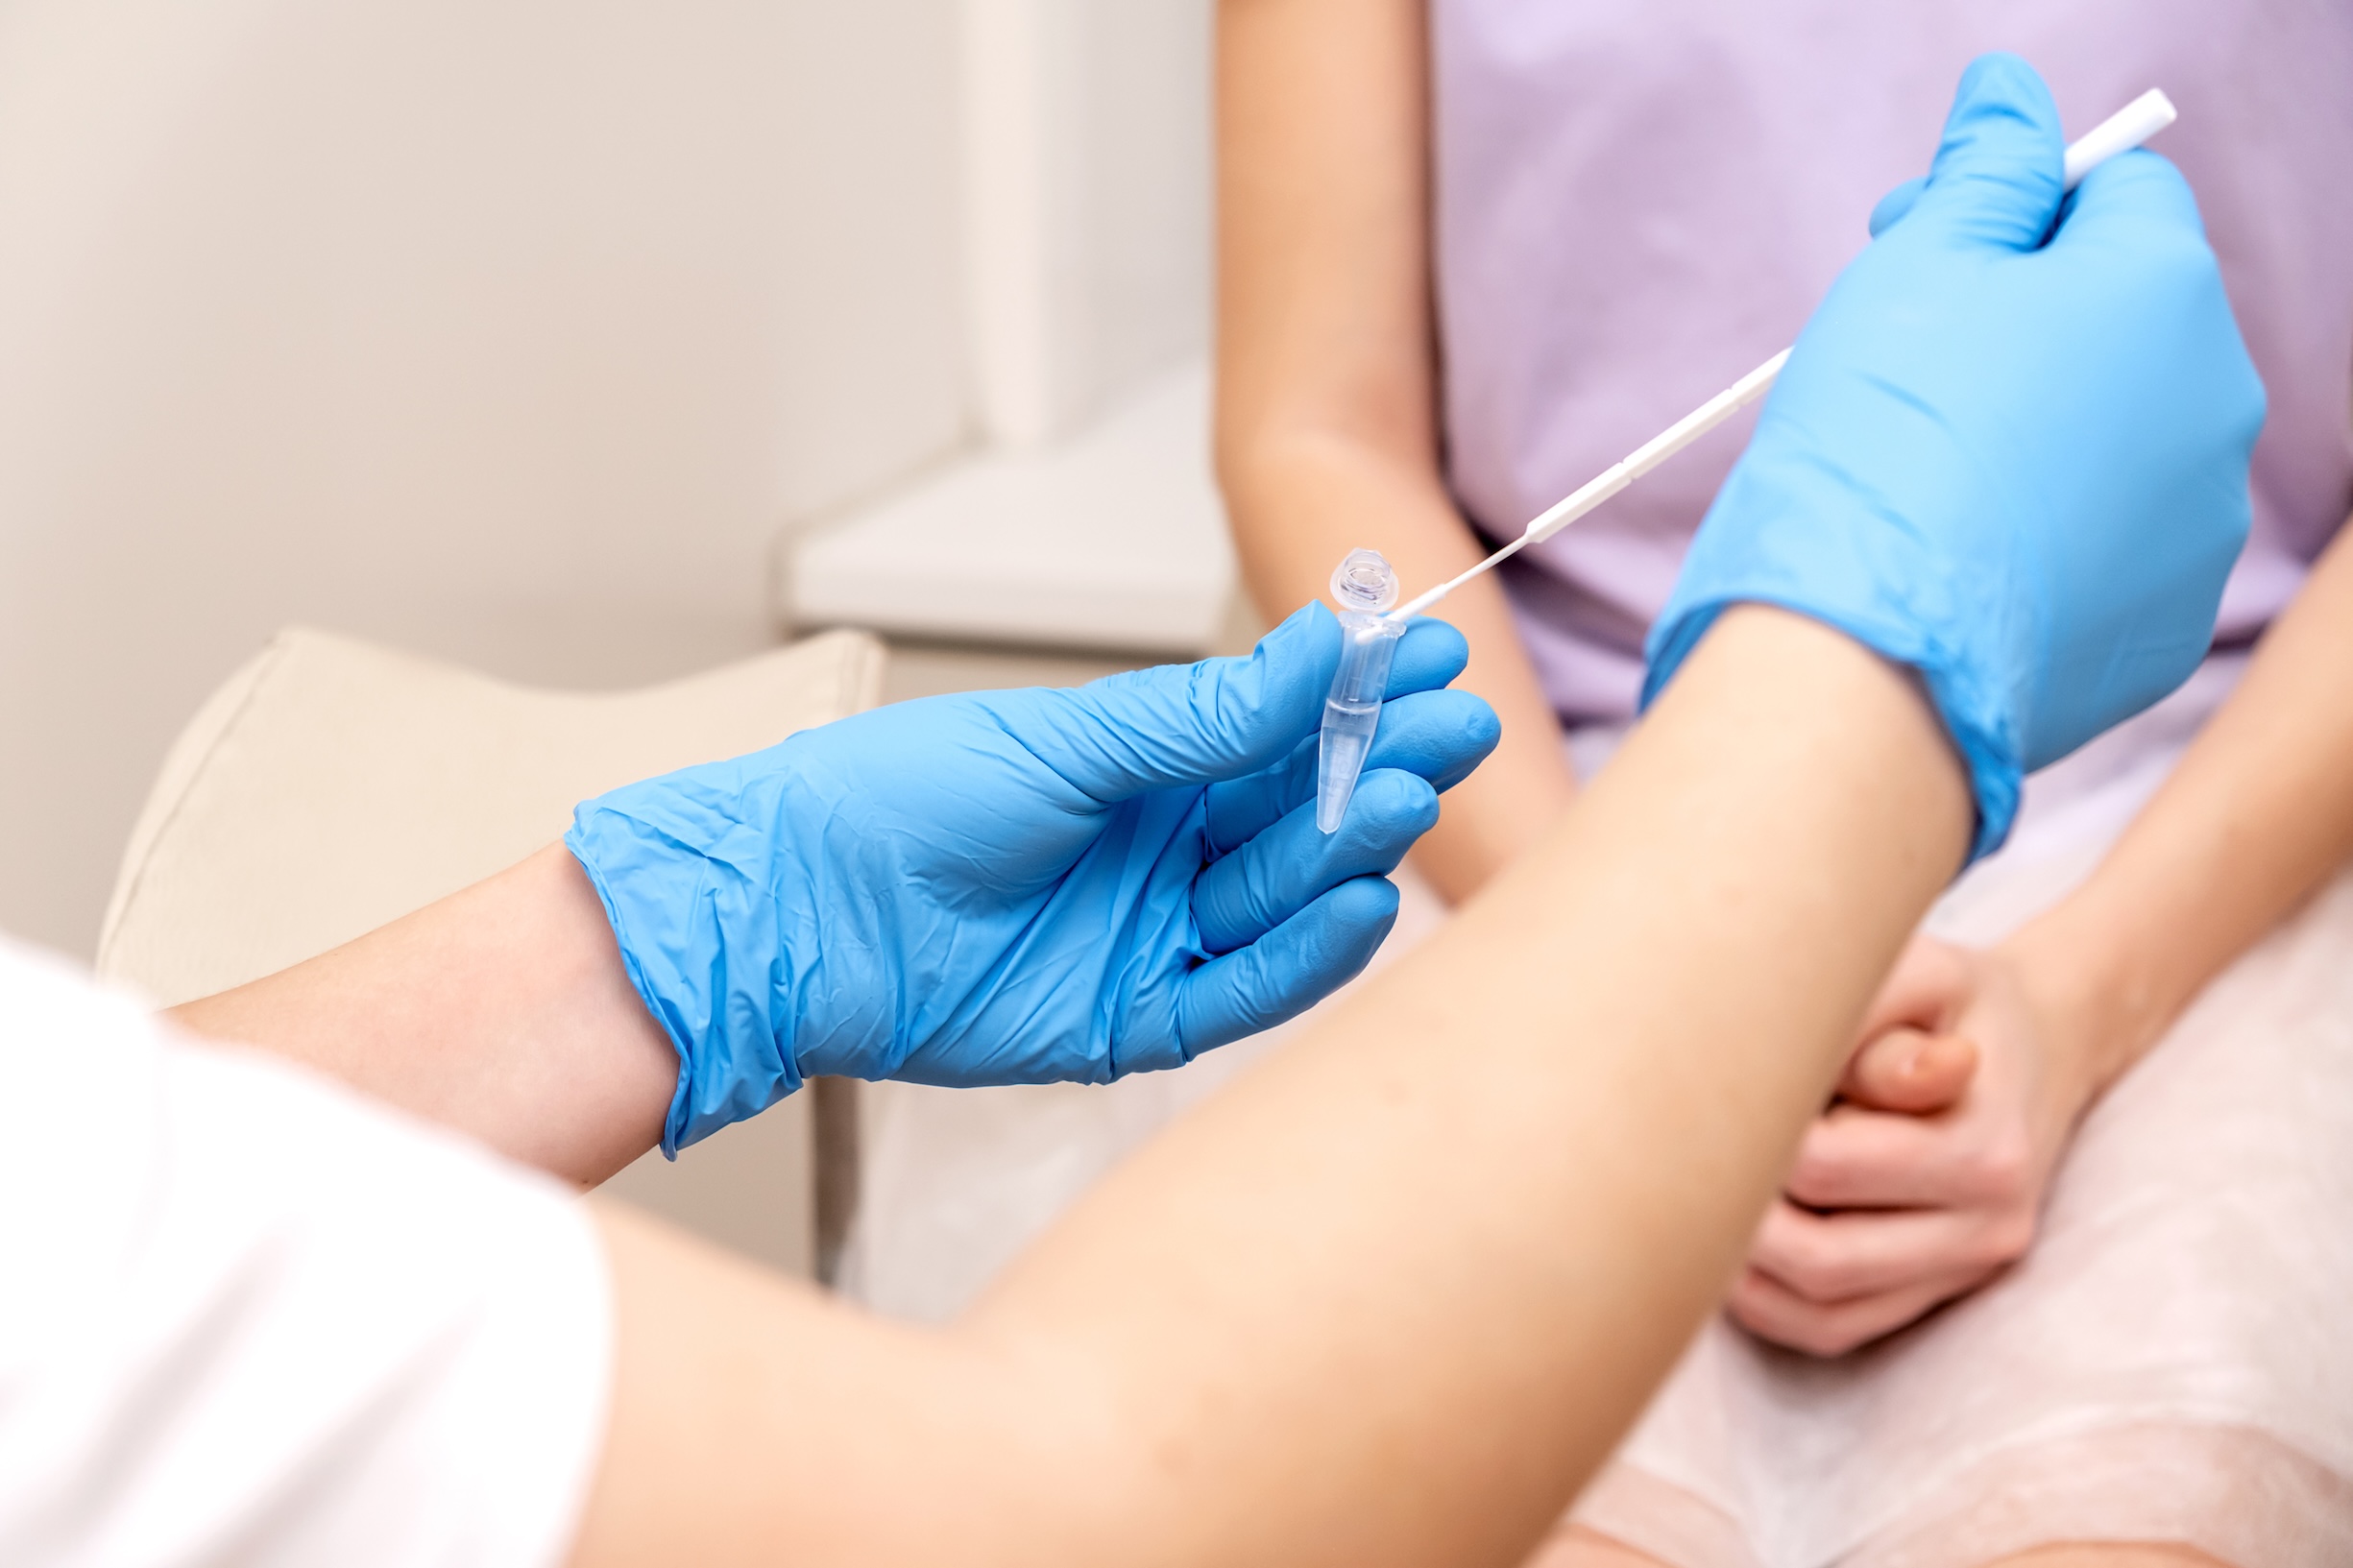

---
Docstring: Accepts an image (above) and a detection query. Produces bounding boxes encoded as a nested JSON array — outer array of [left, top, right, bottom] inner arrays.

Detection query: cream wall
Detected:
[[785, 0, 1225, 657], [961, 0, 1211, 446], [0, 0, 1212, 957], [0, 0, 970, 953]]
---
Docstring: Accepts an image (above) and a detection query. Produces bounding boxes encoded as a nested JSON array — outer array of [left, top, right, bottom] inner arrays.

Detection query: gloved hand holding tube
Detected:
[[568, 608, 1498, 1154], [1643, 54, 2265, 860]]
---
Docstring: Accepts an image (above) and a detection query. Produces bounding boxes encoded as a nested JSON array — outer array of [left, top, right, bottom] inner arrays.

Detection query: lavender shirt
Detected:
[[1431, 2, 2353, 723]]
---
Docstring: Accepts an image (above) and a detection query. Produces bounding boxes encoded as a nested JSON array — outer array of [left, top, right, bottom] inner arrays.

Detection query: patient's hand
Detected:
[[1727, 932, 2108, 1356]]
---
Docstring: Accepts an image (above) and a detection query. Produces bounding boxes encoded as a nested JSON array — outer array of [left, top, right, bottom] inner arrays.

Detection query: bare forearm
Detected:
[[2012, 518, 2353, 1086], [576, 609, 1971, 1566], [977, 610, 1966, 1561], [1215, 0, 1573, 900], [171, 844, 674, 1185]]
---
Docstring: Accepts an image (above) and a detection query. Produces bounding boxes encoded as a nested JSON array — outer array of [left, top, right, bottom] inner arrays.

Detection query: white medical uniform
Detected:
[[0, 936, 611, 1568]]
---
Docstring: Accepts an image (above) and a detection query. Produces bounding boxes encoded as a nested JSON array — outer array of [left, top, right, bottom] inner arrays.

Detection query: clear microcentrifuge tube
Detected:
[[1317, 547, 1408, 834]]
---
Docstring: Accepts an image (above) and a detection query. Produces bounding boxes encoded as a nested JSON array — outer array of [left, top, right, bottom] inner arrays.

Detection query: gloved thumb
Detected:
[[1015, 602, 1341, 803], [1867, 177, 1927, 238], [1892, 53, 2065, 253]]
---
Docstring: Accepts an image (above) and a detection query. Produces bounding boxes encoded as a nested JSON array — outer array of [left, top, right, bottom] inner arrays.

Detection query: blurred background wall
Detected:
[[0, 0, 1213, 956]]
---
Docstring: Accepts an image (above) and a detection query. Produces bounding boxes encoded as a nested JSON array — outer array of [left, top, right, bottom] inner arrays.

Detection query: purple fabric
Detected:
[[1431, 2, 2353, 723]]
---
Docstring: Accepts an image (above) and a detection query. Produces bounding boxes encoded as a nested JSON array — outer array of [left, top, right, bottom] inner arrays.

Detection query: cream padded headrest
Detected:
[[98, 625, 885, 1007]]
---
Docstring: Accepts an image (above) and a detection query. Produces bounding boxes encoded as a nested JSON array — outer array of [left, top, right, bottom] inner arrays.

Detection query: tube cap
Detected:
[[1329, 548, 1399, 615]]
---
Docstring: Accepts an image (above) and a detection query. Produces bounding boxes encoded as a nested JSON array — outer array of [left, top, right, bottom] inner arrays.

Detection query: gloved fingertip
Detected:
[[1252, 597, 1344, 698], [1349, 767, 1442, 836], [1950, 51, 2050, 110], [1455, 694, 1502, 760], [1320, 872, 1402, 938], [1047, 599, 1346, 799], [1908, 52, 2066, 251], [1258, 598, 1338, 653], [1867, 176, 1927, 238], [1349, 688, 1499, 794], [1947, 52, 2062, 147], [1148, 599, 1339, 781], [1387, 615, 1470, 695]]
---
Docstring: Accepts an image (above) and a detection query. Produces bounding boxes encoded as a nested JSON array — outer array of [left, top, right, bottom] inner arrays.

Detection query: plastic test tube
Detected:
[[1317, 548, 1409, 834]]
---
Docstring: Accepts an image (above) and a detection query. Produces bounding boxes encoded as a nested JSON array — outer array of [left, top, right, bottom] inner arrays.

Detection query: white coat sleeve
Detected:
[[0, 936, 612, 1568]]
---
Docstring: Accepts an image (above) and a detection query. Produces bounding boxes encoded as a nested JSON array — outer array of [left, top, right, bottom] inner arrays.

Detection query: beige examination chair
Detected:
[[94, 624, 885, 1279]]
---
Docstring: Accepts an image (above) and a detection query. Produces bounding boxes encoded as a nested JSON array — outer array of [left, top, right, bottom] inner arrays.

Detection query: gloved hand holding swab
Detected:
[[1382, 87, 2180, 625]]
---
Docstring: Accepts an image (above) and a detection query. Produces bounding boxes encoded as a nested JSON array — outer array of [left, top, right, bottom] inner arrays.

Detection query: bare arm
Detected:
[[2019, 516, 2353, 1084], [571, 607, 1971, 1567], [1215, 0, 1573, 901], [171, 844, 674, 1187], [1734, 519, 2353, 1355], [169, 611, 1972, 1543]]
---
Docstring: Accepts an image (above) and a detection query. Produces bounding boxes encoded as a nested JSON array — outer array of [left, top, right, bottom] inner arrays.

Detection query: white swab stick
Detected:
[[1388, 87, 2179, 622], [2064, 88, 2176, 187]]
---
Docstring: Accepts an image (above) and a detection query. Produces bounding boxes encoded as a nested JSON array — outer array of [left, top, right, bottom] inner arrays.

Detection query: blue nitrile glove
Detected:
[[568, 606, 1499, 1153], [1642, 54, 2263, 859]]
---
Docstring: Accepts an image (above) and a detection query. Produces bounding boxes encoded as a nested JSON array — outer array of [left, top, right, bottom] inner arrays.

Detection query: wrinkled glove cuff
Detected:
[[567, 800, 801, 1157], [1641, 597, 2022, 866]]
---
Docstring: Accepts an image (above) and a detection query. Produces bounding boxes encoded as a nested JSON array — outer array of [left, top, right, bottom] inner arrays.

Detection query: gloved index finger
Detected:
[[1021, 601, 1459, 818], [999, 603, 1340, 805], [1900, 52, 2065, 253], [1383, 615, 1471, 696]]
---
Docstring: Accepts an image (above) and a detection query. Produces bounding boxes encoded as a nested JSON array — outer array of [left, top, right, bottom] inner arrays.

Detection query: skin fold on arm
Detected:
[[1215, 0, 1574, 901], [1734, 516, 2353, 1355]]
